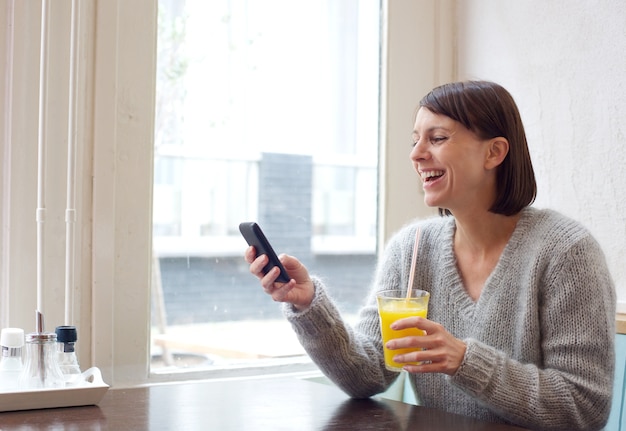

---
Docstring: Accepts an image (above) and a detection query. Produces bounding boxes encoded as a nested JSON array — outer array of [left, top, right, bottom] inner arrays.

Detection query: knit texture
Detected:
[[283, 207, 616, 430]]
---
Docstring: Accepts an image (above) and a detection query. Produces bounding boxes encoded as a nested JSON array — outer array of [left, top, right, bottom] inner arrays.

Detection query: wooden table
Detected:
[[0, 376, 529, 430]]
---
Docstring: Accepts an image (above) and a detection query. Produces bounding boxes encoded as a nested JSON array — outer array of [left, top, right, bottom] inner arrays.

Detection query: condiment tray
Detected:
[[0, 367, 108, 412]]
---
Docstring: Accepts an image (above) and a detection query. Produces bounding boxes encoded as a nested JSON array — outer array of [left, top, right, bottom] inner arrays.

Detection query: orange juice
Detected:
[[377, 290, 429, 372]]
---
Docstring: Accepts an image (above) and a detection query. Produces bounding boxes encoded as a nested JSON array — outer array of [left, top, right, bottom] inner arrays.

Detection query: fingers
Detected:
[[390, 316, 432, 331], [244, 248, 315, 309], [248, 252, 274, 281], [385, 317, 467, 376], [260, 266, 287, 290], [398, 340, 465, 375], [263, 279, 296, 302], [248, 252, 295, 297], [247, 248, 296, 283], [244, 245, 257, 264]]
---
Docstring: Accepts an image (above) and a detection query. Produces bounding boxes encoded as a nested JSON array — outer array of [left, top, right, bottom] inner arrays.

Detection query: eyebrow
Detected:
[[412, 126, 453, 135]]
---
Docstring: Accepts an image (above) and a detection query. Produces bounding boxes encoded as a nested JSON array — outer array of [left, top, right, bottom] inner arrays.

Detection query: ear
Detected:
[[484, 137, 509, 170]]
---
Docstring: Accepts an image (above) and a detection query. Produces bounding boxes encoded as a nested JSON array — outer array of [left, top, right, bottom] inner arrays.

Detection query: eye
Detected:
[[430, 136, 447, 145], [412, 134, 448, 147]]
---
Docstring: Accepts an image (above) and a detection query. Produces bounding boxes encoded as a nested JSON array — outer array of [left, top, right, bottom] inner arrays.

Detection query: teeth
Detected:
[[421, 170, 444, 180]]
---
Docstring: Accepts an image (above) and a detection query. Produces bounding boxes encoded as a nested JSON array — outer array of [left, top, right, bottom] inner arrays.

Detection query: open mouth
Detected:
[[420, 170, 444, 182]]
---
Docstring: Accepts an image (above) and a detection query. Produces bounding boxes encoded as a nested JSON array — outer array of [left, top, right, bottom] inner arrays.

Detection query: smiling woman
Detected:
[[244, 80, 616, 430]]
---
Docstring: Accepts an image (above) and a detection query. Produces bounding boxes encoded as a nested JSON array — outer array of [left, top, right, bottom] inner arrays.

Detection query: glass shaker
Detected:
[[55, 326, 82, 385], [19, 332, 65, 390]]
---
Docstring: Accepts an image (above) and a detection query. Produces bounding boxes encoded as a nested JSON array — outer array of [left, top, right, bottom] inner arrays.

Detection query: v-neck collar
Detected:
[[442, 208, 532, 316]]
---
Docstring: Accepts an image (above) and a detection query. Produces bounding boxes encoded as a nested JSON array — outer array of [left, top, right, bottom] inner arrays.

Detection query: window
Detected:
[[150, 0, 381, 372], [1, 0, 450, 387]]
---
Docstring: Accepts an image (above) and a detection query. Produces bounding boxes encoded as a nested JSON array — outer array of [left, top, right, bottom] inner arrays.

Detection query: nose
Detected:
[[410, 138, 429, 163]]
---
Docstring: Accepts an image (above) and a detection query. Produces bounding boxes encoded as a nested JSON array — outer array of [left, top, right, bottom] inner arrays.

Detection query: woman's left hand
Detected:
[[386, 317, 467, 375]]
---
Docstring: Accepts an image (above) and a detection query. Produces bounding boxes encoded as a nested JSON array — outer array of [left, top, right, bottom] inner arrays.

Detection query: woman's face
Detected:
[[410, 108, 498, 214]]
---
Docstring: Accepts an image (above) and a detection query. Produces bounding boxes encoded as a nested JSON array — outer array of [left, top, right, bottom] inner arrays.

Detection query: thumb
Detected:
[[279, 254, 300, 271], [279, 254, 309, 280]]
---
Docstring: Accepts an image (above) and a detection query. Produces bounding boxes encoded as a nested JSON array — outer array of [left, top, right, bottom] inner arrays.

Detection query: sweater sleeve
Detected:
[[282, 278, 400, 398], [449, 234, 616, 431], [282, 226, 417, 398]]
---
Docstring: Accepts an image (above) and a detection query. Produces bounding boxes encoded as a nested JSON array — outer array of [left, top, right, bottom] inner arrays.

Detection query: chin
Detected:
[[423, 197, 441, 208]]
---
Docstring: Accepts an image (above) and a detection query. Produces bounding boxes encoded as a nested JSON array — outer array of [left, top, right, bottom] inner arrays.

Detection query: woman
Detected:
[[244, 81, 616, 430]]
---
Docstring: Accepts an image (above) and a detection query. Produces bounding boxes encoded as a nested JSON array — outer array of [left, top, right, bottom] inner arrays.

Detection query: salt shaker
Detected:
[[0, 328, 25, 392]]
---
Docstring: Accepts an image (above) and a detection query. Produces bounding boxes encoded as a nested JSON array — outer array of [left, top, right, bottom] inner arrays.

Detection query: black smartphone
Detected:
[[239, 222, 291, 283]]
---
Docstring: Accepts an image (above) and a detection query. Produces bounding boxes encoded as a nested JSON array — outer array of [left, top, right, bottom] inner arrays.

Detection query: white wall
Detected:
[[456, 0, 626, 308], [380, 0, 454, 245]]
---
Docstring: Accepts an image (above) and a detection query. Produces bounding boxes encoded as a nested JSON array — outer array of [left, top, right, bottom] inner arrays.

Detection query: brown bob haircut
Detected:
[[419, 80, 537, 216]]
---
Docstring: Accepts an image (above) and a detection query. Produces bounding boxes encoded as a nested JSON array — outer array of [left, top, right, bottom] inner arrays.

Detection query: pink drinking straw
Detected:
[[405, 227, 421, 300]]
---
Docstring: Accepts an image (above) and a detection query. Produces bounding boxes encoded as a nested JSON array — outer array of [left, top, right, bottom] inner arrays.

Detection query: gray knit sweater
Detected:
[[283, 207, 616, 430]]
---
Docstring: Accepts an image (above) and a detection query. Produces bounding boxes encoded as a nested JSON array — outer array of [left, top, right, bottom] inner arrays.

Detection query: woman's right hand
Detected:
[[245, 246, 315, 311]]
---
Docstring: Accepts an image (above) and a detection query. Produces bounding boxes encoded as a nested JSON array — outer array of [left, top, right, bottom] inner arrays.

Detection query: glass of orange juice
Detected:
[[376, 289, 430, 372]]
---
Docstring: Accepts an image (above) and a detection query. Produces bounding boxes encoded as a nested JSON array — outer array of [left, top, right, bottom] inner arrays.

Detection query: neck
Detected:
[[453, 210, 522, 255]]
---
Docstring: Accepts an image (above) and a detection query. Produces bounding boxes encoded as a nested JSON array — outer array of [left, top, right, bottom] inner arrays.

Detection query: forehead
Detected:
[[412, 108, 456, 134]]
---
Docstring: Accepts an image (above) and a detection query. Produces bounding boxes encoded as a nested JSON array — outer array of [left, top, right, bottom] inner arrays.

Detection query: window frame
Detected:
[[1, 0, 453, 387]]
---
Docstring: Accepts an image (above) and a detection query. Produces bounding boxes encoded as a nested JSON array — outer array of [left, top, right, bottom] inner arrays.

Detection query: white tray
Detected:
[[0, 367, 109, 412]]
